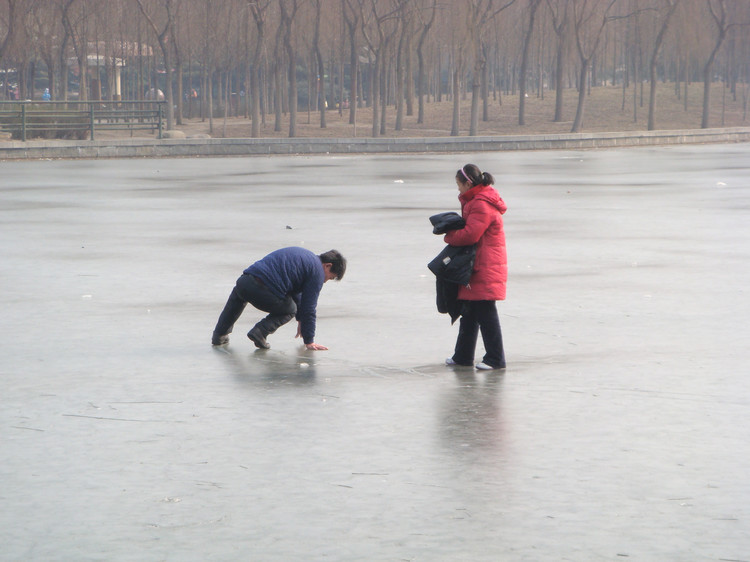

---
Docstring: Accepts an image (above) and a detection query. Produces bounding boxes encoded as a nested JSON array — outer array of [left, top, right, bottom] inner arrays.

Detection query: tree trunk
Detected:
[[647, 58, 658, 130], [371, 56, 380, 137], [436, 44, 442, 102], [274, 60, 283, 132], [313, 0, 326, 128], [379, 56, 388, 135], [451, 68, 460, 136], [249, 6, 266, 138], [347, 22, 358, 125], [405, 31, 414, 117], [223, 71, 229, 137], [338, 58, 344, 117], [702, 64, 713, 129], [307, 56, 313, 123], [135, 0, 175, 130], [554, 37, 565, 121], [208, 68, 214, 133], [200, 65, 207, 120], [469, 59, 482, 136], [633, 50, 638, 123], [702, 7, 729, 129], [647, 1, 679, 131], [175, 63, 184, 125], [482, 44, 489, 122], [519, 0, 541, 126], [58, 28, 70, 101], [0, 0, 16, 66], [395, 20, 406, 131], [417, 44, 426, 123], [286, 43, 297, 137], [415, 1, 436, 124], [571, 60, 588, 132], [62, 0, 88, 101]]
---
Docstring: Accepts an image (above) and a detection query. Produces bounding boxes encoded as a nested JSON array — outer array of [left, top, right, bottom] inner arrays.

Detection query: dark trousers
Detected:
[[452, 300, 506, 368], [213, 274, 296, 339]]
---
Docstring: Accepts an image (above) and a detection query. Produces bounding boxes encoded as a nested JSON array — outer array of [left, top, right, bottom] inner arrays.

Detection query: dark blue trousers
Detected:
[[213, 274, 296, 339], [452, 300, 506, 368]]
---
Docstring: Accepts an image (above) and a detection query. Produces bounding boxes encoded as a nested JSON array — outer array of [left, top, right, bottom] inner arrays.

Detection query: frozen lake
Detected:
[[2, 145, 749, 560]]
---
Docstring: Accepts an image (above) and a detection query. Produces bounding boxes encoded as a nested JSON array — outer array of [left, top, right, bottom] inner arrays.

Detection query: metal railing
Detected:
[[0, 101, 165, 141]]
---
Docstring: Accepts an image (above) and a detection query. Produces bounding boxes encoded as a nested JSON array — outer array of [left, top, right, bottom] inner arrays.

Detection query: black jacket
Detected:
[[427, 244, 476, 286], [429, 211, 465, 234], [428, 213, 476, 323]]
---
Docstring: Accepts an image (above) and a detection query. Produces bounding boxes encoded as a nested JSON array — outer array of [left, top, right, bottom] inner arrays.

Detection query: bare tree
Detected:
[[271, 9, 284, 132], [360, 0, 399, 137], [646, 0, 680, 130], [136, 0, 176, 130], [342, 0, 360, 127], [519, 0, 543, 126], [448, 2, 470, 136], [570, 0, 616, 133], [626, 0, 644, 124], [280, 0, 300, 137], [62, 0, 90, 101], [170, 0, 189, 125], [13, 0, 36, 99], [404, 13, 414, 117], [379, 11, 399, 136], [700, 0, 749, 128], [197, 0, 223, 132], [248, 0, 270, 137], [0, 0, 19, 90], [54, 0, 72, 100], [467, 0, 516, 136], [8, 0, 750, 138], [312, 0, 326, 127], [215, 1, 240, 136], [546, 0, 570, 122], [394, 0, 411, 131], [30, 2, 62, 99], [416, 0, 437, 124]]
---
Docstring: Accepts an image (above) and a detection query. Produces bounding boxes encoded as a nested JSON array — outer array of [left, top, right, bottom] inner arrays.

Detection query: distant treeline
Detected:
[[0, 0, 748, 135]]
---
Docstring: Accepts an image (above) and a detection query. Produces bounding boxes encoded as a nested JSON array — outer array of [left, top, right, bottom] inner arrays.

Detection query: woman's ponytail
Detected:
[[457, 164, 495, 186]]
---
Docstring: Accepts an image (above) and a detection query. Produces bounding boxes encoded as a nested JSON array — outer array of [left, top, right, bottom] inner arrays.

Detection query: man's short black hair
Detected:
[[319, 249, 346, 280]]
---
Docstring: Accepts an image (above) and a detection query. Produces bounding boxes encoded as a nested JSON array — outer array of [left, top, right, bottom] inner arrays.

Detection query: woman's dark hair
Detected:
[[456, 163, 494, 187], [319, 249, 347, 280]]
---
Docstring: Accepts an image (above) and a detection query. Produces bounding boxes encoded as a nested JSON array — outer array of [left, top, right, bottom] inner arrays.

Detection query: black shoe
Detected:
[[212, 333, 229, 346], [247, 327, 270, 349], [445, 357, 473, 367]]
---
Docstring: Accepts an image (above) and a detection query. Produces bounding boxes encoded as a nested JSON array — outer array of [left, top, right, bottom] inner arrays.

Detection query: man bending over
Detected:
[[212, 247, 346, 351]]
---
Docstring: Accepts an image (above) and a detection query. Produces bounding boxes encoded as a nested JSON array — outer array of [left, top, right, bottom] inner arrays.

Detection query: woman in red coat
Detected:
[[444, 164, 508, 370]]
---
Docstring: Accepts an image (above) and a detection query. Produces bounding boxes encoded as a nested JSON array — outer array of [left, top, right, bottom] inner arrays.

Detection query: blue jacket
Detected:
[[244, 247, 325, 344]]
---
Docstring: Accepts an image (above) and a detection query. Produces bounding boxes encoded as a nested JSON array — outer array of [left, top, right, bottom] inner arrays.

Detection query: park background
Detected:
[[1, 0, 749, 140]]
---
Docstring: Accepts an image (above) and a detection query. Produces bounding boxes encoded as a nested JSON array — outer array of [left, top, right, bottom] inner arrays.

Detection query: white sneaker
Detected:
[[476, 362, 505, 370]]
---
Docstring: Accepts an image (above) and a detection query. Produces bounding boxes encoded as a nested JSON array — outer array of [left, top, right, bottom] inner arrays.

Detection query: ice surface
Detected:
[[1, 145, 749, 560]]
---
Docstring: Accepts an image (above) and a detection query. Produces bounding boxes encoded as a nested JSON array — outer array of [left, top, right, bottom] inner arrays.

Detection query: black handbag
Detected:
[[427, 244, 476, 286]]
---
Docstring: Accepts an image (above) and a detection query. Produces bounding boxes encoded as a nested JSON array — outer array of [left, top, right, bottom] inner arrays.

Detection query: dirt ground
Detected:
[[170, 82, 749, 140], [3, 81, 748, 142]]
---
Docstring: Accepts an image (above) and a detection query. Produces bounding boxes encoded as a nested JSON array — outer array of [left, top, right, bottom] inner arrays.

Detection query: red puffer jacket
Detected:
[[443, 184, 507, 301]]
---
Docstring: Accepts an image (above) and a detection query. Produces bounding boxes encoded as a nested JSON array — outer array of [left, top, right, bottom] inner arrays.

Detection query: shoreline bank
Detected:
[[1, 126, 749, 160]]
